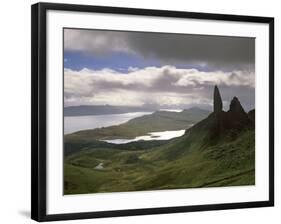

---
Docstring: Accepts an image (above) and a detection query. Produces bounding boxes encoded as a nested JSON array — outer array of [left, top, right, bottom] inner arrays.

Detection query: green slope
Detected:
[[64, 86, 255, 195], [64, 127, 254, 194], [63, 100, 255, 195]]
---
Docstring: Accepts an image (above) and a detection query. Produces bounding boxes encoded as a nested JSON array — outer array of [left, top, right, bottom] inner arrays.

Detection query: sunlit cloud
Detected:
[[64, 66, 255, 110]]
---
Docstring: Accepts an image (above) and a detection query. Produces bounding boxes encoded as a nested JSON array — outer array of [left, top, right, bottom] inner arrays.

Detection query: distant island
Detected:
[[64, 105, 154, 116], [64, 104, 212, 117]]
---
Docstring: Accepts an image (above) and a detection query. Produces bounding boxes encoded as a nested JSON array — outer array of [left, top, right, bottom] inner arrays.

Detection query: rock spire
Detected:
[[213, 85, 223, 112], [229, 96, 246, 114]]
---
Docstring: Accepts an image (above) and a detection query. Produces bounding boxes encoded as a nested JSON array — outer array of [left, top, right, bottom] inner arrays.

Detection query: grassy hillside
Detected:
[[64, 127, 254, 194], [64, 86, 255, 195], [64, 138, 169, 156]]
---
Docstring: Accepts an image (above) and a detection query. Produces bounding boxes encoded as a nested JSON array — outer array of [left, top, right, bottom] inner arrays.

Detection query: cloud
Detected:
[[173, 70, 254, 88], [64, 29, 132, 55], [64, 29, 255, 70], [64, 66, 255, 110]]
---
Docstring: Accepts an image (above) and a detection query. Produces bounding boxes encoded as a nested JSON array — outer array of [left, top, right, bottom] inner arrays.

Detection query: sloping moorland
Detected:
[[64, 86, 255, 194]]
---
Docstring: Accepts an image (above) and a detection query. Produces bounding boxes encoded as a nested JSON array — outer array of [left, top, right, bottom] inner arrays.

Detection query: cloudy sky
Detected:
[[64, 28, 255, 111]]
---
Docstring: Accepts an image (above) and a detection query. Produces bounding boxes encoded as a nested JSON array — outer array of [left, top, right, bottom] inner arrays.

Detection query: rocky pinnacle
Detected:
[[213, 85, 223, 112], [229, 96, 246, 114]]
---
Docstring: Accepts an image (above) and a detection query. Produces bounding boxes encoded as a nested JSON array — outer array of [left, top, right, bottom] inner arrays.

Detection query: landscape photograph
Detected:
[[63, 28, 255, 195]]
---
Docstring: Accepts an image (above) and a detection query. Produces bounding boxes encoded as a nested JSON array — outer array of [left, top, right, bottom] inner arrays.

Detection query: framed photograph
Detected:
[[31, 2, 274, 222]]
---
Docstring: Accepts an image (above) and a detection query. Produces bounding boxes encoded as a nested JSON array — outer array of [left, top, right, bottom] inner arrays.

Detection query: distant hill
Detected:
[[64, 86, 255, 194], [64, 105, 155, 116], [65, 107, 210, 143]]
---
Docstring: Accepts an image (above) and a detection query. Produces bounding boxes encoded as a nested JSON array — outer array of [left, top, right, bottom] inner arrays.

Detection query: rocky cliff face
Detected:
[[248, 109, 255, 122], [227, 96, 250, 129], [229, 97, 246, 114], [185, 85, 254, 146]]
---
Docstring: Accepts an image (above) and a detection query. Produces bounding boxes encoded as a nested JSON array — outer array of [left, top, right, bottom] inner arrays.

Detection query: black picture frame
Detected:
[[31, 2, 274, 222]]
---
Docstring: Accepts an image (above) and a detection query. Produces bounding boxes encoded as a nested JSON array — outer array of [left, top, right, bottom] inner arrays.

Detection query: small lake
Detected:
[[64, 112, 153, 134], [103, 129, 186, 144]]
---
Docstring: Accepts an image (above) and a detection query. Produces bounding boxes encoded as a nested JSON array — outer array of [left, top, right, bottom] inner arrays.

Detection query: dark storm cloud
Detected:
[[126, 32, 255, 70], [64, 29, 255, 70]]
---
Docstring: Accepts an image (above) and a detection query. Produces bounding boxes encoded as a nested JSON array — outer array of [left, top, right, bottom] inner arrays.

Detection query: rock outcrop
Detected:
[[185, 85, 254, 145], [248, 109, 255, 127], [229, 97, 246, 114], [214, 85, 223, 112], [248, 109, 255, 122], [227, 96, 250, 129]]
